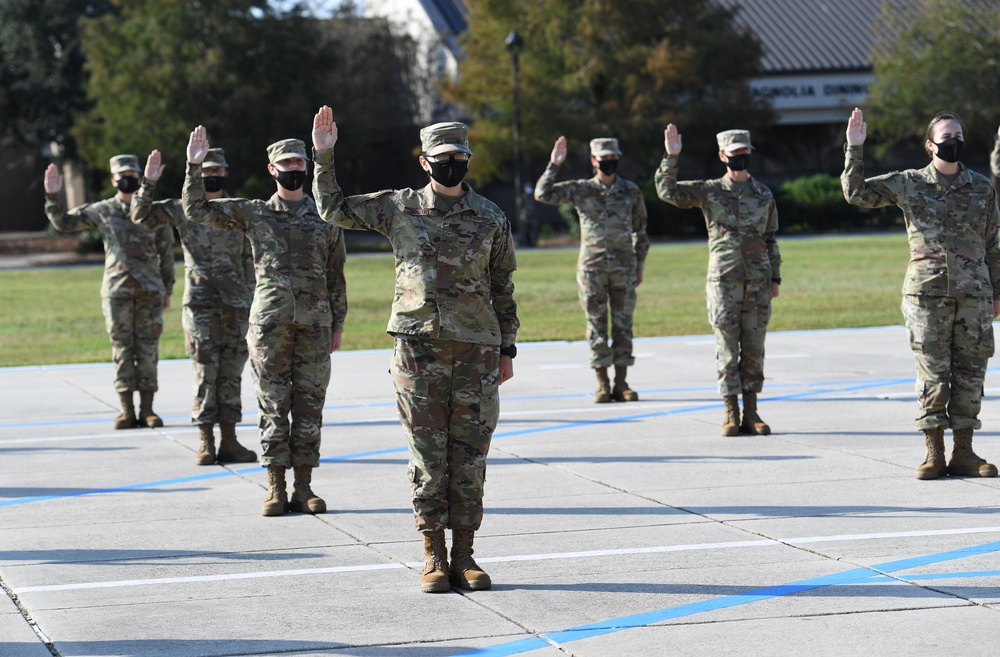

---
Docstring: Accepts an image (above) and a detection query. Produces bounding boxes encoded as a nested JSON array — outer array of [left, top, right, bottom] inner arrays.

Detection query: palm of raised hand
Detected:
[[187, 126, 210, 163], [43, 163, 63, 194], [312, 106, 338, 150], [550, 137, 567, 165], [846, 108, 867, 146]]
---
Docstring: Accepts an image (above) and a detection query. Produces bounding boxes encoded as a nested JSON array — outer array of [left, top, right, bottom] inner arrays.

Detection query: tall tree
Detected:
[[444, 0, 771, 185], [866, 0, 1000, 157]]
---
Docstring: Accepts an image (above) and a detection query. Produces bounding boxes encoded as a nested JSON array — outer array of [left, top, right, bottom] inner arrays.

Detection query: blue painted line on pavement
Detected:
[[451, 540, 1000, 657]]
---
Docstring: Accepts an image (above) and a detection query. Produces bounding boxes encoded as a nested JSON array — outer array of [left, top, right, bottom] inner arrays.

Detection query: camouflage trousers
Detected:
[[183, 304, 250, 425], [707, 279, 771, 396], [101, 293, 164, 393], [902, 295, 994, 430], [578, 267, 637, 369], [248, 323, 331, 468], [390, 336, 500, 533]]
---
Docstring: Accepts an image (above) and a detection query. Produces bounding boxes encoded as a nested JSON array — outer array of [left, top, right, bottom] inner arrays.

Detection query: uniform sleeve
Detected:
[[131, 180, 181, 228], [984, 186, 1000, 300], [489, 217, 519, 348], [533, 162, 579, 206], [155, 225, 175, 297], [765, 199, 781, 281], [654, 154, 708, 209], [241, 236, 255, 296], [631, 186, 650, 272], [44, 193, 101, 233], [313, 147, 395, 235], [840, 144, 904, 208], [326, 226, 348, 332], [182, 162, 250, 231]]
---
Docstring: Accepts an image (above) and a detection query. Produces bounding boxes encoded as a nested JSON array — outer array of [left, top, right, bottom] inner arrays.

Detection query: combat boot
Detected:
[[450, 528, 492, 591], [915, 427, 947, 480], [194, 423, 216, 466], [612, 366, 639, 402], [948, 428, 998, 478], [215, 422, 256, 463], [740, 391, 771, 435], [261, 465, 288, 516], [594, 367, 612, 403], [421, 530, 451, 593], [721, 395, 740, 436], [138, 391, 163, 428], [114, 391, 138, 430], [287, 465, 326, 514]]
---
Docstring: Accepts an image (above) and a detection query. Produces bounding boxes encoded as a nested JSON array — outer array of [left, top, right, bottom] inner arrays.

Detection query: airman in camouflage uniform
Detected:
[[311, 106, 518, 594], [43, 155, 175, 430], [534, 136, 649, 403], [655, 126, 781, 436], [842, 108, 1000, 480], [182, 126, 348, 515], [131, 147, 257, 466]]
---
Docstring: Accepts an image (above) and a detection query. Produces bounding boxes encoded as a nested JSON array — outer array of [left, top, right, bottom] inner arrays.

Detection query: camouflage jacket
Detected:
[[181, 163, 347, 329], [842, 144, 1000, 299], [655, 154, 781, 283], [534, 162, 649, 272], [131, 181, 254, 309], [312, 147, 518, 348], [44, 192, 175, 298]]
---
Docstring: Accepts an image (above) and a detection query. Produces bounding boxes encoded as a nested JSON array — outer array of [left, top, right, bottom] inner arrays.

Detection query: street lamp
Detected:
[[505, 28, 532, 246]]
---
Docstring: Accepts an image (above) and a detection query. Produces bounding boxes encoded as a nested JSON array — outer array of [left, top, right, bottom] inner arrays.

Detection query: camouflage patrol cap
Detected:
[[109, 154, 141, 174], [590, 138, 622, 157], [203, 148, 229, 169], [716, 129, 754, 153], [266, 139, 308, 164], [420, 122, 473, 157]]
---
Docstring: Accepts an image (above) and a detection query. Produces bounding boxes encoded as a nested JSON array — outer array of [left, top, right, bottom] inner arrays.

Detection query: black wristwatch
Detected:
[[500, 345, 517, 359]]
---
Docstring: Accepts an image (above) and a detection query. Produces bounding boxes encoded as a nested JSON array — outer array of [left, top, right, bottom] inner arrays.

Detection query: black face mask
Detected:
[[725, 153, 750, 172], [427, 157, 468, 188], [273, 169, 306, 191], [115, 176, 140, 194], [203, 176, 226, 193], [933, 138, 964, 163], [597, 159, 619, 176]]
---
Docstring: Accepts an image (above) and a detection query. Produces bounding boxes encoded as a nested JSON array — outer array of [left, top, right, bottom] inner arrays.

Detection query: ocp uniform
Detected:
[[131, 187, 254, 426], [655, 154, 781, 395], [842, 144, 1000, 429], [45, 194, 174, 394], [181, 165, 347, 467]]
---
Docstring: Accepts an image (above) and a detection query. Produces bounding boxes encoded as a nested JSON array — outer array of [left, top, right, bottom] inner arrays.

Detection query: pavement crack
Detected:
[[0, 573, 60, 656]]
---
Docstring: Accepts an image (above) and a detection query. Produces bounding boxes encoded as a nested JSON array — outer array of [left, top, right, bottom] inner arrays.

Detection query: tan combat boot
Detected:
[[421, 530, 451, 593], [612, 366, 639, 402], [287, 465, 326, 514], [194, 423, 216, 466], [722, 395, 740, 436], [740, 391, 771, 435], [216, 422, 256, 463], [594, 367, 612, 403], [915, 427, 947, 480], [450, 528, 492, 591], [947, 428, 998, 478], [138, 391, 163, 428], [114, 391, 138, 430], [261, 465, 288, 516]]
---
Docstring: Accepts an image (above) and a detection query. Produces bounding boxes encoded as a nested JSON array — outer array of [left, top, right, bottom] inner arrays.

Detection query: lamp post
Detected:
[[505, 28, 532, 246]]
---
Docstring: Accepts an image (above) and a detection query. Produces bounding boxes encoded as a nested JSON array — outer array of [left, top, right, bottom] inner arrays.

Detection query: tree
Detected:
[[444, 0, 771, 186], [866, 0, 1000, 157]]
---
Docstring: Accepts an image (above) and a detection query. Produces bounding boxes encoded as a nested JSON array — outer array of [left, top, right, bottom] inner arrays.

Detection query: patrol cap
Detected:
[[203, 148, 229, 169], [109, 154, 141, 174], [420, 122, 473, 157], [716, 129, 754, 153], [266, 139, 308, 165], [590, 138, 622, 157]]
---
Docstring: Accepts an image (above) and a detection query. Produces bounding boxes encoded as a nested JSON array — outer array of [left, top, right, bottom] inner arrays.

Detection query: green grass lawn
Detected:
[[0, 233, 911, 367]]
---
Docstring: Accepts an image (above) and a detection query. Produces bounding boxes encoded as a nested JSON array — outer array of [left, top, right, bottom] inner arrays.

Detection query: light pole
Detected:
[[505, 28, 532, 246]]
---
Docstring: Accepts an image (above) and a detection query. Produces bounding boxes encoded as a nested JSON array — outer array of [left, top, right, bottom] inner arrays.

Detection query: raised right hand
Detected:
[[550, 136, 567, 165], [44, 163, 63, 194], [144, 149, 165, 182], [312, 105, 338, 150], [846, 107, 867, 146], [187, 125, 210, 164], [664, 124, 682, 155]]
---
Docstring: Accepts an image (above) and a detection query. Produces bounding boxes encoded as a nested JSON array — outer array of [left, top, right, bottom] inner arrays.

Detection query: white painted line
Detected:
[[15, 526, 1000, 594], [0, 428, 203, 445]]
